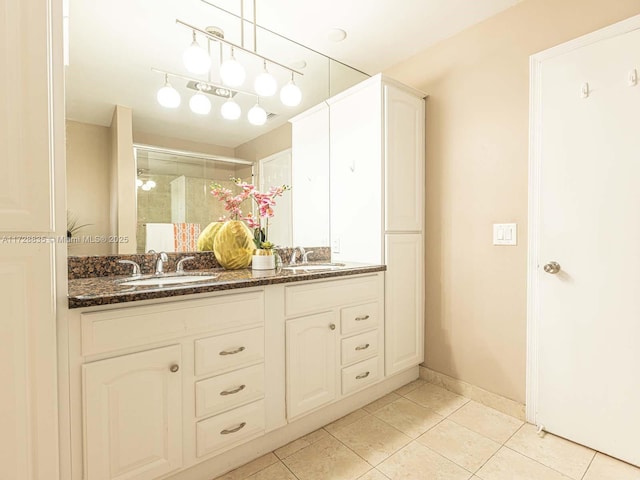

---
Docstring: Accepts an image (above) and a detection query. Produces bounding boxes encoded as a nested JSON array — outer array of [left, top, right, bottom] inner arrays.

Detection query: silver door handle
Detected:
[[543, 261, 561, 274]]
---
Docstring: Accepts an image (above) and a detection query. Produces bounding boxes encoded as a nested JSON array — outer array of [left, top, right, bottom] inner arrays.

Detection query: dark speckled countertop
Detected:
[[68, 263, 386, 309]]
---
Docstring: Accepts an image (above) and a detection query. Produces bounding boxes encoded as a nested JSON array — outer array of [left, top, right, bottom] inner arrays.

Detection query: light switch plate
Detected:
[[493, 223, 517, 246]]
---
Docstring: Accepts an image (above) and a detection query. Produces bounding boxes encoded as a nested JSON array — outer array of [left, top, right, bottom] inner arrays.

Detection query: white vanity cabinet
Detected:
[[284, 273, 385, 419]]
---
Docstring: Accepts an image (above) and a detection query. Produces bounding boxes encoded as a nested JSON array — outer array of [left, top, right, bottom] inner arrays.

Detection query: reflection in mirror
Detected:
[[134, 145, 254, 253], [64, 0, 368, 256]]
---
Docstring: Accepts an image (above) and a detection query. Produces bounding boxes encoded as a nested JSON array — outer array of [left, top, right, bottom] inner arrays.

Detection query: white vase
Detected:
[[252, 254, 275, 270]]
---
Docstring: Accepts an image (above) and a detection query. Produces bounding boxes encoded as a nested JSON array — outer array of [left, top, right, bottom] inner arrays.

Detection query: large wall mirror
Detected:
[[65, 0, 368, 255]]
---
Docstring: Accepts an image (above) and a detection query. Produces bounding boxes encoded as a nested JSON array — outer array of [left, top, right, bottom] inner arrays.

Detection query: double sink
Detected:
[[117, 263, 346, 287]]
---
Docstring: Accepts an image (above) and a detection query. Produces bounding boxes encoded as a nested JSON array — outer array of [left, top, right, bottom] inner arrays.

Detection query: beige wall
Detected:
[[234, 123, 292, 162], [66, 120, 112, 256], [385, 0, 640, 403]]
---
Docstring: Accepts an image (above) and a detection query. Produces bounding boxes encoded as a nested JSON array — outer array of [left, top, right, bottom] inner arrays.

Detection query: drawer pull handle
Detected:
[[169, 364, 180, 373], [220, 384, 246, 396], [329, 323, 336, 330], [356, 371, 371, 380], [355, 315, 370, 321], [355, 343, 370, 351], [219, 346, 246, 356], [220, 422, 246, 435]]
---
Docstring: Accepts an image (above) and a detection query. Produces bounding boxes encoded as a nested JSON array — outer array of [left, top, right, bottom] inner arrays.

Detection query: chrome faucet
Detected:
[[154, 251, 169, 275], [289, 247, 314, 265], [176, 256, 195, 273], [117, 259, 141, 276]]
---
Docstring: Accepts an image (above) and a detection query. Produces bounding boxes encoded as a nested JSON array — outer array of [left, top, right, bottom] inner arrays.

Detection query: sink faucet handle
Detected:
[[176, 256, 195, 273], [289, 246, 306, 265], [154, 251, 169, 275], [117, 259, 141, 276], [302, 251, 314, 263]]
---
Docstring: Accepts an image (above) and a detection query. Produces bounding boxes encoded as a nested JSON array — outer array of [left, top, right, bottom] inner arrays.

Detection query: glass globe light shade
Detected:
[[141, 183, 152, 191], [247, 103, 267, 126], [156, 82, 181, 108], [220, 55, 246, 87], [182, 40, 211, 74], [189, 92, 211, 115], [145, 180, 156, 188], [254, 70, 277, 97], [280, 80, 302, 106], [220, 99, 241, 120], [136, 179, 143, 187]]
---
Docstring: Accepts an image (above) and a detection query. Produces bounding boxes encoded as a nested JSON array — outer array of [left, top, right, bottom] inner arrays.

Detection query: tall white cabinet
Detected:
[[291, 74, 426, 377], [0, 1, 65, 479]]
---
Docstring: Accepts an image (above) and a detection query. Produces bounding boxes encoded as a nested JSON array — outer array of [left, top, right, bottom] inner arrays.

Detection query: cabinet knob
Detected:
[[329, 323, 336, 330], [169, 364, 180, 373]]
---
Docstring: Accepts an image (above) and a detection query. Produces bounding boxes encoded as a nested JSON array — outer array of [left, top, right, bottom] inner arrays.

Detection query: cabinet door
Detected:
[[384, 84, 425, 232], [286, 312, 338, 418], [385, 234, 424, 375], [82, 345, 182, 480], [291, 103, 330, 246]]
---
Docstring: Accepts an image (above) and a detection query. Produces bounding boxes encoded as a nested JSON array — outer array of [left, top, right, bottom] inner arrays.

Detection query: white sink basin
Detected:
[[119, 274, 218, 287], [283, 263, 345, 272]]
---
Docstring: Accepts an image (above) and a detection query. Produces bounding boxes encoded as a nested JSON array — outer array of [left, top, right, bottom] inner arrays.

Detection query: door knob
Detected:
[[543, 261, 561, 274]]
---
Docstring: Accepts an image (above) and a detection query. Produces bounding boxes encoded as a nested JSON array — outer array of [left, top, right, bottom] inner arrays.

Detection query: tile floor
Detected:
[[215, 379, 640, 480]]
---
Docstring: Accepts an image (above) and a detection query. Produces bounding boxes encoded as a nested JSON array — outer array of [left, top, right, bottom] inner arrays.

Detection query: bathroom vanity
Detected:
[[65, 265, 420, 480]]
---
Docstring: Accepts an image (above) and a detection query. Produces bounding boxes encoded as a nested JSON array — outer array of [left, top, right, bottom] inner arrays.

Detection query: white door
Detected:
[[259, 150, 292, 247], [82, 345, 183, 480], [531, 24, 640, 466], [286, 312, 337, 418]]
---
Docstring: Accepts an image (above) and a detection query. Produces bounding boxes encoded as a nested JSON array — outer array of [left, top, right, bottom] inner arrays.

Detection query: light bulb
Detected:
[[189, 92, 211, 115], [146, 180, 156, 188], [136, 179, 143, 187], [280, 78, 302, 106], [248, 103, 267, 126], [220, 51, 246, 87], [220, 98, 241, 120], [141, 183, 152, 191], [157, 80, 181, 108], [182, 39, 211, 74], [254, 67, 277, 97]]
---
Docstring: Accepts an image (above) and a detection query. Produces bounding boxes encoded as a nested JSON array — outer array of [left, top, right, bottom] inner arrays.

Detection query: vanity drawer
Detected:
[[340, 302, 379, 335], [196, 400, 265, 458], [195, 327, 264, 376], [195, 364, 264, 418], [341, 329, 379, 366], [285, 274, 380, 317], [81, 291, 263, 356], [342, 356, 381, 395]]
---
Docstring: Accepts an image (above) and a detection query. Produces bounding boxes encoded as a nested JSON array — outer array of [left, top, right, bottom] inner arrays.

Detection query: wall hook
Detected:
[[580, 82, 590, 99], [629, 69, 638, 87]]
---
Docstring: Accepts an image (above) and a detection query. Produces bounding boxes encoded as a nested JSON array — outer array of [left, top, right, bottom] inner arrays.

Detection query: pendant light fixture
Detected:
[[247, 99, 267, 126], [280, 73, 302, 107], [219, 47, 246, 87], [182, 30, 212, 74], [254, 60, 277, 97], [189, 88, 212, 114], [157, 74, 181, 108], [220, 97, 242, 120]]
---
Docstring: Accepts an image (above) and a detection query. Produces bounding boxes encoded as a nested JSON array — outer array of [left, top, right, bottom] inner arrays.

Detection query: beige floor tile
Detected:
[[448, 401, 523, 443], [215, 453, 279, 480], [282, 435, 371, 480], [394, 378, 427, 396], [405, 383, 470, 417], [245, 462, 297, 480], [325, 409, 370, 434], [583, 452, 640, 480], [363, 392, 401, 413], [417, 419, 501, 472], [476, 447, 571, 480], [378, 441, 472, 480], [331, 415, 412, 465], [275, 429, 329, 459], [358, 469, 390, 479], [506, 424, 594, 479], [373, 397, 444, 438]]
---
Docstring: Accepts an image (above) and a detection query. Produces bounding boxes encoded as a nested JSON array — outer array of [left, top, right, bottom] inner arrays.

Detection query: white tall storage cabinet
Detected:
[[328, 74, 426, 376], [0, 1, 65, 479]]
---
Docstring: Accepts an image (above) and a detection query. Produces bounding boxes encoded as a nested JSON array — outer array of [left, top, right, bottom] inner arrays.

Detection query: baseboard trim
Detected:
[[420, 366, 526, 421]]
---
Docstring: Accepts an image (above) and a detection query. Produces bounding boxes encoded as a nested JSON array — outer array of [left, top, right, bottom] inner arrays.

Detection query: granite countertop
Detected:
[[68, 262, 386, 309]]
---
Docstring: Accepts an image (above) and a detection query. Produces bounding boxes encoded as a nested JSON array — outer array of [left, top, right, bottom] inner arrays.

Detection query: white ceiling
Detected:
[[65, 0, 520, 149]]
